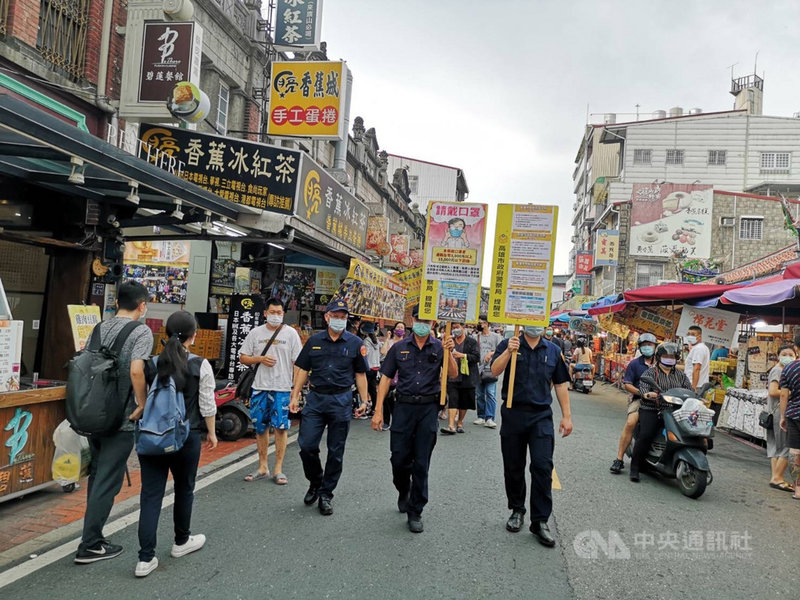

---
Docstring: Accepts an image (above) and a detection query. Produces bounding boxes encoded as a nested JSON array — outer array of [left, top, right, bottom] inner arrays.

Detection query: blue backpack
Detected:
[[135, 357, 190, 456]]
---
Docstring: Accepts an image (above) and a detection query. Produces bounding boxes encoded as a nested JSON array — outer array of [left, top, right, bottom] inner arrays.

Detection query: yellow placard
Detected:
[[396, 267, 422, 309], [67, 305, 102, 352], [488, 204, 558, 326], [267, 61, 346, 139], [431, 247, 477, 265]]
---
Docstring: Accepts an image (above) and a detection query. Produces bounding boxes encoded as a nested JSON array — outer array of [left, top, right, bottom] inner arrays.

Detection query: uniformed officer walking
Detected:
[[371, 306, 457, 533], [490, 325, 573, 547], [290, 300, 370, 516]]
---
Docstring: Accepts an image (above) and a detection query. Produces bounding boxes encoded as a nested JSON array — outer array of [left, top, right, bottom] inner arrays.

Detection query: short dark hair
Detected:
[[479, 314, 488, 322], [117, 280, 148, 311], [264, 297, 284, 310], [794, 333, 800, 349], [779, 344, 796, 355], [688, 325, 702, 334]]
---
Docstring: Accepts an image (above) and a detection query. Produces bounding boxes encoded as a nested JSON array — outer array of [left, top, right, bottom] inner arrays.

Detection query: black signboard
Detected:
[[139, 124, 300, 214], [223, 294, 265, 381], [139, 22, 195, 103], [295, 154, 369, 251]]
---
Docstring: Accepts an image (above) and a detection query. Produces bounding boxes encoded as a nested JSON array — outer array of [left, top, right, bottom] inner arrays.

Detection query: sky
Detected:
[[316, 0, 800, 280]]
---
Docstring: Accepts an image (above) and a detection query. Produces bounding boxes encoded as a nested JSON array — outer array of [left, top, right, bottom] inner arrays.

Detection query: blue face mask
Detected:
[[686, 335, 697, 345], [412, 322, 431, 337], [640, 345, 655, 357], [524, 326, 544, 338], [449, 228, 463, 237], [329, 318, 347, 332]]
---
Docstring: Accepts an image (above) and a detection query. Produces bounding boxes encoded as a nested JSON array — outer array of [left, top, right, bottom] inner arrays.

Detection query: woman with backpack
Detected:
[[135, 311, 218, 578]]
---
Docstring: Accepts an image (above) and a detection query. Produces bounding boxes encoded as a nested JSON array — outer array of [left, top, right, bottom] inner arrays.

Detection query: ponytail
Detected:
[[158, 311, 197, 389]]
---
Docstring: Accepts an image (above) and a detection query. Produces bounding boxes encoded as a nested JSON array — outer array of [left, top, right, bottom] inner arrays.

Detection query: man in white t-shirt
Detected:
[[239, 297, 302, 485], [685, 325, 710, 393]]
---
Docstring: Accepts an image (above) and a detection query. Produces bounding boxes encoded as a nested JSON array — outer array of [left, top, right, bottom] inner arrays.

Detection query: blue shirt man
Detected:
[[290, 300, 369, 516], [490, 326, 572, 548]]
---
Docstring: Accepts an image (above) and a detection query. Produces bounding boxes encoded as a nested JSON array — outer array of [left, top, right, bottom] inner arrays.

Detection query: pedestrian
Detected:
[[685, 325, 710, 393], [767, 344, 795, 492], [633, 342, 693, 482], [239, 297, 302, 485], [441, 321, 480, 435], [359, 321, 381, 416], [371, 306, 457, 533], [74, 281, 154, 565], [379, 322, 407, 430], [779, 334, 800, 499], [490, 325, 573, 547], [135, 311, 218, 578], [610, 333, 657, 474], [543, 327, 564, 354], [290, 300, 370, 515], [473, 315, 502, 429]]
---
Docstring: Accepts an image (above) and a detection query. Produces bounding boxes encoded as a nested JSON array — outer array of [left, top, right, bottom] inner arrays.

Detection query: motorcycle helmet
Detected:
[[655, 342, 679, 362], [638, 333, 657, 346]]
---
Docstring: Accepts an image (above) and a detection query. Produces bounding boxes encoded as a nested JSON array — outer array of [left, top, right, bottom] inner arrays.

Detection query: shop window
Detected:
[[633, 149, 651, 165], [635, 262, 664, 288], [216, 82, 229, 136], [760, 151, 790, 172], [739, 217, 763, 241], [708, 150, 726, 166], [666, 149, 684, 165], [37, 0, 90, 81]]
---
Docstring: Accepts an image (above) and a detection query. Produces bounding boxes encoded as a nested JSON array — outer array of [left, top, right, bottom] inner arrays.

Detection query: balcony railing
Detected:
[[37, 0, 89, 81]]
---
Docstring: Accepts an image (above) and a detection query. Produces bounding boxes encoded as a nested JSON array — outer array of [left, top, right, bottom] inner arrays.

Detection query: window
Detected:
[[666, 149, 684, 165], [408, 175, 419, 194], [635, 262, 664, 288], [633, 149, 651, 165], [216, 83, 229, 135], [37, 0, 90, 81], [708, 150, 727, 166], [739, 217, 763, 240], [760, 152, 790, 172]]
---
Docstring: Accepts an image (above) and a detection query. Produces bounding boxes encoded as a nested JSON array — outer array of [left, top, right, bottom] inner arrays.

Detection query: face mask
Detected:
[[394, 329, 405, 337], [524, 326, 544, 338], [267, 315, 283, 327], [452, 328, 463, 338], [545, 329, 553, 337], [780, 355, 795, 367], [329, 318, 347, 332], [660, 357, 677, 367], [686, 335, 697, 345], [640, 345, 655, 357], [413, 322, 431, 337], [449, 228, 464, 237]]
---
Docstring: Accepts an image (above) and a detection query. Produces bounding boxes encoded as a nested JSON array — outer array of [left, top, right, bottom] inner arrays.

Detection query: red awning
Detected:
[[622, 283, 742, 304]]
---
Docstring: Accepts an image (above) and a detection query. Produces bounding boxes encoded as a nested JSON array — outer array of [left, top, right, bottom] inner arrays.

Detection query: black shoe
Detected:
[[318, 497, 333, 516], [74, 541, 123, 564], [407, 514, 424, 533], [303, 487, 319, 506], [630, 472, 640, 482], [397, 491, 410, 514], [610, 459, 624, 474], [506, 510, 524, 532], [529, 521, 556, 547]]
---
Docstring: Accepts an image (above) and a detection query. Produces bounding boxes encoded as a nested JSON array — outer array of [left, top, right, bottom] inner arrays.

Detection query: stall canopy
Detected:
[[622, 282, 743, 304]]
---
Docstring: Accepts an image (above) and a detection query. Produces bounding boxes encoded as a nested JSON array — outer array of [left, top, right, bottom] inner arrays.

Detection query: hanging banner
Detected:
[[332, 259, 407, 322], [366, 216, 389, 253], [629, 183, 713, 259], [614, 305, 679, 341], [123, 240, 190, 304], [420, 201, 487, 322], [575, 252, 593, 279], [597, 314, 630, 340], [594, 229, 619, 266], [67, 305, 102, 352], [267, 61, 347, 140], [488, 204, 558, 326], [396, 267, 422, 310], [223, 295, 266, 381], [274, 0, 323, 49], [675, 305, 739, 347]]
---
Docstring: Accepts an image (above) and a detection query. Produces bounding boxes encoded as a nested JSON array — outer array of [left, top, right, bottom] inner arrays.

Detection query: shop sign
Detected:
[[274, 0, 323, 49], [597, 314, 630, 340], [575, 252, 593, 279], [124, 241, 190, 304], [676, 306, 739, 347], [0, 320, 23, 392], [139, 124, 300, 213], [366, 217, 389, 253], [139, 23, 200, 103], [67, 305, 101, 352], [388, 234, 411, 268], [396, 266, 422, 310], [488, 204, 557, 326], [421, 201, 488, 323], [314, 267, 347, 310], [295, 154, 369, 250], [332, 259, 406, 322], [629, 183, 713, 259], [569, 317, 599, 337], [267, 61, 347, 140], [594, 230, 619, 266], [222, 295, 265, 381], [614, 305, 679, 341]]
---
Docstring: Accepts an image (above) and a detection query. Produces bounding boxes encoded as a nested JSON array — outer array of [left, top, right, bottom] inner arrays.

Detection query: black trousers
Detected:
[[365, 369, 378, 411], [630, 409, 663, 475], [390, 402, 438, 517], [383, 386, 396, 426], [79, 429, 134, 552], [500, 405, 554, 522], [137, 431, 202, 562], [298, 391, 351, 500]]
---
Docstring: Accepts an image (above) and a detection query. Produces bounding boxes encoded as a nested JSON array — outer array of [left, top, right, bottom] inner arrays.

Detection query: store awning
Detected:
[[622, 282, 742, 304], [0, 93, 256, 220]]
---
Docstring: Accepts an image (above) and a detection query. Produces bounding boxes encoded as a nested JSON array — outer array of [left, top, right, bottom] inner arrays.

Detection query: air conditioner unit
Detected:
[[719, 216, 735, 227]]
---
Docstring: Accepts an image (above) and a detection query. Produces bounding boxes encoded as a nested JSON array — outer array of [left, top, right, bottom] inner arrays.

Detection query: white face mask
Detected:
[[266, 314, 283, 327], [329, 318, 347, 332]]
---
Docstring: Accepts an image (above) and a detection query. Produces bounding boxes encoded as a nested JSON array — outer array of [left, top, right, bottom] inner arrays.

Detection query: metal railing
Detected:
[[36, 0, 89, 81]]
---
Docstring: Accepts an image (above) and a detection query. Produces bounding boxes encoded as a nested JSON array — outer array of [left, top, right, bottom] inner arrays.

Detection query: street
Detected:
[[0, 383, 794, 600]]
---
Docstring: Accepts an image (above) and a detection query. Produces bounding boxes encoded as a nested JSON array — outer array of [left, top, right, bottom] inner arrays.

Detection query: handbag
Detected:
[[236, 325, 282, 400], [758, 410, 774, 430]]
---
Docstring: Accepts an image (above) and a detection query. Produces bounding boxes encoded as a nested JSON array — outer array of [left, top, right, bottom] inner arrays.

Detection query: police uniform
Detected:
[[294, 303, 367, 503], [380, 332, 445, 520], [492, 335, 569, 524]]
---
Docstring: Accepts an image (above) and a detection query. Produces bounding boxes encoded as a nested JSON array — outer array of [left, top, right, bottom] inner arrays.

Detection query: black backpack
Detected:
[[66, 321, 144, 436]]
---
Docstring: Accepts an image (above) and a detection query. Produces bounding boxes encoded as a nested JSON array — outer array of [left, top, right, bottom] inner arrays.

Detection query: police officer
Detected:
[[290, 300, 369, 516], [490, 324, 573, 547], [371, 306, 457, 533]]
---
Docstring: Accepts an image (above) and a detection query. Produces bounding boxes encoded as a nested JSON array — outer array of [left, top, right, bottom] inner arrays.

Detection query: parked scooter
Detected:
[[626, 376, 714, 498], [572, 364, 594, 393], [214, 381, 251, 441]]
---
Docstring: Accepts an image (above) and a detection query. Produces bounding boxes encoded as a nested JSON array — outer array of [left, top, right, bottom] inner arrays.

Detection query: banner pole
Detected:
[[440, 321, 451, 406], [506, 325, 520, 409]]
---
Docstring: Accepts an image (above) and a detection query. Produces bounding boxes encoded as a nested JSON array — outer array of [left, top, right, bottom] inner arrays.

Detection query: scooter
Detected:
[[572, 364, 594, 393], [626, 376, 714, 498], [214, 381, 251, 442]]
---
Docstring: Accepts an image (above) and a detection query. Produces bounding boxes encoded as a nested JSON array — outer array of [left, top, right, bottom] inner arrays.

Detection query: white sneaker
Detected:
[[170, 534, 206, 558], [135, 557, 158, 577], [484, 419, 497, 429], [473, 418, 486, 425]]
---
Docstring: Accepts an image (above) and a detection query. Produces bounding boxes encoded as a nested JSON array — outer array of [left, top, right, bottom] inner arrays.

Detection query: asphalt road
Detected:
[[1, 383, 794, 599]]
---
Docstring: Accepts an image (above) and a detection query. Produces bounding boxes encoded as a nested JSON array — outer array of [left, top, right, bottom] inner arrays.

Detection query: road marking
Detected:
[[552, 468, 562, 490], [0, 437, 295, 589]]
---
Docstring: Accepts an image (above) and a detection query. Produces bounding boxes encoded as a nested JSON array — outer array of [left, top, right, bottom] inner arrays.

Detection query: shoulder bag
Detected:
[[236, 325, 282, 400]]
